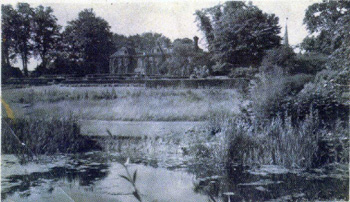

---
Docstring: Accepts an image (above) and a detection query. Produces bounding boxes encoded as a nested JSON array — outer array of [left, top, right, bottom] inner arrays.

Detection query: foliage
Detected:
[[302, 1, 350, 69], [63, 9, 114, 74], [189, 111, 348, 169], [292, 52, 327, 75], [249, 67, 314, 122], [1, 65, 23, 81], [11, 3, 34, 76], [1, 5, 17, 68], [128, 32, 171, 52], [160, 38, 213, 77], [260, 46, 296, 72], [32, 5, 61, 70], [293, 1, 350, 125], [249, 67, 288, 122], [229, 67, 258, 79], [2, 4, 61, 77], [293, 68, 349, 125], [195, 1, 281, 70], [119, 159, 142, 202], [2, 117, 101, 163]]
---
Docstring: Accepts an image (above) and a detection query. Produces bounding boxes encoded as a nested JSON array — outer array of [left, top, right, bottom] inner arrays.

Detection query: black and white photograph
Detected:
[[1, 0, 349, 201]]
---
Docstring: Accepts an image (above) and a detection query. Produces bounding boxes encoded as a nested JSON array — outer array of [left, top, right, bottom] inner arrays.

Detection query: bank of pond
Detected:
[[1, 117, 349, 201]]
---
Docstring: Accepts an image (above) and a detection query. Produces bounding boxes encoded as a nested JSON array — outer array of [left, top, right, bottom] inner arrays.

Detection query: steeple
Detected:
[[283, 17, 289, 46]]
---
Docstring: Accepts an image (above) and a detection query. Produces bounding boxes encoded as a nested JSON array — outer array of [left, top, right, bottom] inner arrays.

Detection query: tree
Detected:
[[32, 5, 61, 71], [291, 1, 350, 125], [160, 38, 212, 77], [195, 1, 281, 70], [12, 3, 34, 76], [1, 5, 17, 68], [302, 1, 350, 69], [112, 33, 129, 49], [128, 32, 171, 52], [63, 9, 113, 74]]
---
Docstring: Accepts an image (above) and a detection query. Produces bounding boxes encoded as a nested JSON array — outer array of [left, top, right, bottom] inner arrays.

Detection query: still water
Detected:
[[2, 151, 349, 202]]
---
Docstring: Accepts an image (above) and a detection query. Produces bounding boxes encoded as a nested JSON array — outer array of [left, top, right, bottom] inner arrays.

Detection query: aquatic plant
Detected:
[[119, 158, 142, 202], [188, 110, 348, 169], [2, 116, 101, 163]]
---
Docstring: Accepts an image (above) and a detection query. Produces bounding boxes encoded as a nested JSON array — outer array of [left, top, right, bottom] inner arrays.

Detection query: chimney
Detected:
[[193, 36, 199, 52]]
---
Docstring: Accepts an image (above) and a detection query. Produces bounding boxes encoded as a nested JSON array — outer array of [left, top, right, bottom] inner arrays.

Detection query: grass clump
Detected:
[[188, 111, 348, 170], [2, 116, 101, 162]]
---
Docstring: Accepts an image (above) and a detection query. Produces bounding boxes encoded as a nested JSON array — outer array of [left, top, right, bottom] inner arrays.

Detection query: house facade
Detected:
[[109, 44, 172, 76]]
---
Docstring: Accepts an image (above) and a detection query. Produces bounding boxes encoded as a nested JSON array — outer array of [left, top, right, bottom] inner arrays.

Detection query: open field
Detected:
[[2, 86, 245, 122]]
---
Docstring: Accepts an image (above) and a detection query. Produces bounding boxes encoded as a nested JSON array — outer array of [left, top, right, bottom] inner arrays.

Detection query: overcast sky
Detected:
[[4, 0, 320, 70]]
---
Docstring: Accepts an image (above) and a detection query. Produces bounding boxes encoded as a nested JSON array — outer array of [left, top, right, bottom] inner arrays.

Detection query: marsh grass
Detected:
[[187, 111, 349, 170], [2, 116, 101, 163], [3, 86, 242, 121]]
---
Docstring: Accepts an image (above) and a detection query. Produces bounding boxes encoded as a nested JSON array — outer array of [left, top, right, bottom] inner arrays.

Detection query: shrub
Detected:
[[292, 68, 349, 126], [249, 66, 315, 123], [248, 67, 288, 122], [261, 46, 296, 72], [229, 67, 258, 79], [293, 52, 327, 74]]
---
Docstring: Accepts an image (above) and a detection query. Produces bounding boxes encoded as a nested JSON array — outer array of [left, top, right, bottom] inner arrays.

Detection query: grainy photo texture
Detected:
[[1, 0, 349, 201]]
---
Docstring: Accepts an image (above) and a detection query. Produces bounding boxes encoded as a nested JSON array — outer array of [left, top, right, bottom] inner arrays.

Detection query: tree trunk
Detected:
[[22, 54, 28, 77]]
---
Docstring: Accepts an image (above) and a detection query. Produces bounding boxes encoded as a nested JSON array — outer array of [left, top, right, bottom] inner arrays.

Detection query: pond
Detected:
[[2, 149, 349, 201]]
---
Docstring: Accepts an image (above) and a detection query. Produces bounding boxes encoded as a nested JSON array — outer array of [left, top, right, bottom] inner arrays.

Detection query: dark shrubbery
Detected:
[[2, 117, 101, 162], [248, 65, 348, 127], [229, 67, 258, 79], [248, 67, 313, 122], [292, 68, 349, 126], [292, 53, 327, 75], [261, 46, 296, 72]]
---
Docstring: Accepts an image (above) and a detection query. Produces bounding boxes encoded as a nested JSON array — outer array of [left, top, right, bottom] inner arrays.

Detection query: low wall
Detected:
[[4, 77, 249, 89], [145, 78, 249, 90]]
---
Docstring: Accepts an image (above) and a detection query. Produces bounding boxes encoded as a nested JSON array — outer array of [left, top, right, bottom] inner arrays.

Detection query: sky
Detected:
[[3, 0, 320, 71]]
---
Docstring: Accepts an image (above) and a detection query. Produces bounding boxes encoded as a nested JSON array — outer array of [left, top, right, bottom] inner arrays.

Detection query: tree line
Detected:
[[2, 1, 349, 79]]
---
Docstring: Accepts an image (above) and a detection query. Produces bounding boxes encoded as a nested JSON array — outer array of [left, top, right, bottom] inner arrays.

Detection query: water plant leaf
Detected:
[[133, 170, 137, 183], [106, 129, 113, 137], [133, 191, 142, 202], [119, 174, 131, 183]]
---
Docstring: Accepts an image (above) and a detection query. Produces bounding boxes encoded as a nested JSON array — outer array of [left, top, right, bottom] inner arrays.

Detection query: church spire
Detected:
[[283, 17, 289, 46]]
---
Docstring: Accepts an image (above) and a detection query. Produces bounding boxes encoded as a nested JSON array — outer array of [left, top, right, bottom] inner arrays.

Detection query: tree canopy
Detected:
[[1, 5, 17, 68], [302, 1, 350, 69], [32, 5, 61, 71], [195, 1, 281, 71], [63, 9, 114, 74]]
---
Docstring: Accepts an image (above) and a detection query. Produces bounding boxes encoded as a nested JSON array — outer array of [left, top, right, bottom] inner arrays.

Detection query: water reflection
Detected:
[[2, 153, 109, 200], [192, 163, 349, 201], [2, 152, 349, 201]]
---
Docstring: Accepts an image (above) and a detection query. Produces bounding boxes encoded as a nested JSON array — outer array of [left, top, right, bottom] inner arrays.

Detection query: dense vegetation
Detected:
[[1, 1, 349, 170], [2, 116, 101, 163]]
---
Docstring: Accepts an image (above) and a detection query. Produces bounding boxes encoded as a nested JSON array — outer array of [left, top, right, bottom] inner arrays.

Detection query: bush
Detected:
[[249, 66, 315, 123], [292, 68, 349, 126], [229, 67, 258, 79], [292, 52, 327, 74], [261, 46, 296, 72], [249, 67, 288, 122]]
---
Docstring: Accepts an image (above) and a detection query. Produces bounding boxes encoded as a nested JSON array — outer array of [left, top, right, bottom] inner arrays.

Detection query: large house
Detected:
[[109, 43, 172, 76], [109, 36, 199, 76]]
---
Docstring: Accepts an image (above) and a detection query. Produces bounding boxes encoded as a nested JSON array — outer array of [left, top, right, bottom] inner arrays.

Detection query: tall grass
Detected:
[[188, 111, 348, 169], [3, 86, 243, 121], [2, 116, 101, 163]]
